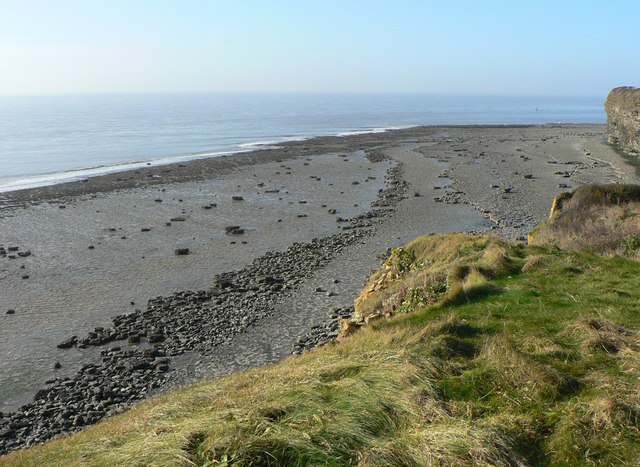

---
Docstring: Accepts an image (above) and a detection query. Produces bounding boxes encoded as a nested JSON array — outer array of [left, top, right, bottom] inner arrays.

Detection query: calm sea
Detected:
[[0, 93, 605, 192]]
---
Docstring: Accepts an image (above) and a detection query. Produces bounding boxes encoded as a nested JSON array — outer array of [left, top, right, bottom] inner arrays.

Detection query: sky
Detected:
[[0, 0, 638, 96]]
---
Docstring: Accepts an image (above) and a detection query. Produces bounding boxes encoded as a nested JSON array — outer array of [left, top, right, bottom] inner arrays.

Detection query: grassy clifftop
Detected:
[[5, 186, 640, 466]]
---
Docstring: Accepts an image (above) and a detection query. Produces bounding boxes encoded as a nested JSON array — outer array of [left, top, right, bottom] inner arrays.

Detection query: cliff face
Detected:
[[605, 87, 640, 154]]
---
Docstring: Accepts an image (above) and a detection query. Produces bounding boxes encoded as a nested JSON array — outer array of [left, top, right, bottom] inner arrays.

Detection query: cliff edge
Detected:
[[605, 86, 640, 154]]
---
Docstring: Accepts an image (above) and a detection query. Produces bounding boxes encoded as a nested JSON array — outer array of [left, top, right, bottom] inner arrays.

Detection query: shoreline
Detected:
[[0, 123, 605, 212], [0, 122, 634, 455], [0, 125, 417, 198]]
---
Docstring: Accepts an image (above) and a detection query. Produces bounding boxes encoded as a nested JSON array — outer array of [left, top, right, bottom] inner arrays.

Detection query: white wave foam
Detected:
[[238, 136, 309, 149], [0, 125, 415, 194], [335, 125, 416, 137], [0, 149, 245, 193]]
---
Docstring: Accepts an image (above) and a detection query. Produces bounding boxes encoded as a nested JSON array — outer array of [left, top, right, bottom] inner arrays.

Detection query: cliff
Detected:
[[605, 86, 640, 154]]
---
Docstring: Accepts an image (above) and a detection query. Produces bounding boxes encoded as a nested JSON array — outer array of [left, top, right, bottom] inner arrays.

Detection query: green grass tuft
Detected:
[[5, 230, 640, 466]]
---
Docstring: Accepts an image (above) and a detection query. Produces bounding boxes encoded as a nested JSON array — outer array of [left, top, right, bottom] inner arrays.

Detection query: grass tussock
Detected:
[[345, 234, 524, 335], [5, 231, 640, 465], [530, 183, 640, 257], [562, 317, 640, 354]]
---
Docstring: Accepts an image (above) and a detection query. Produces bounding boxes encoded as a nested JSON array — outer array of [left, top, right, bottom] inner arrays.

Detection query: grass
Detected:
[[529, 184, 640, 258], [5, 193, 640, 465]]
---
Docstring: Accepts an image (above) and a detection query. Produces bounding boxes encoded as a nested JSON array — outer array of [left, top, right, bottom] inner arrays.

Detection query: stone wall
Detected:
[[605, 87, 640, 154]]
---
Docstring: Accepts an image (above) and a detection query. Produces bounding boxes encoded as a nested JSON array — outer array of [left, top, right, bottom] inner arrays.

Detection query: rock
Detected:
[[232, 196, 244, 201], [57, 336, 77, 348], [141, 228, 151, 232], [502, 187, 512, 193], [225, 225, 241, 233], [53, 361, 61, 369], [0, 161, 409, 457], [550, 192, 573, 218], [170, 217, 186, 222], [605, 87, 640, 154], [128, 334, 141, 344], [174, 248, 190, 255], [6, 309, 15, 315]]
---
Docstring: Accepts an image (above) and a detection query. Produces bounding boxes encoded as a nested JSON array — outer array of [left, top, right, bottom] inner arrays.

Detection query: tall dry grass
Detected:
[[530, 184, 640, 257]]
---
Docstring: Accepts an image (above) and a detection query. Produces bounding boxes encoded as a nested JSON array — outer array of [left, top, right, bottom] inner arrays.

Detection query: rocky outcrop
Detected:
[[605, 87, 640, 154]]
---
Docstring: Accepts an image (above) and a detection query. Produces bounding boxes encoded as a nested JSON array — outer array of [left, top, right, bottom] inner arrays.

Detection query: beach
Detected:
[[0, 123, 634, 453]]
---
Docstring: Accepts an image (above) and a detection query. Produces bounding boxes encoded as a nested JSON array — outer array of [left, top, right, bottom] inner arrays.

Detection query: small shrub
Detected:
[[626, 234, 640, 252], [385, 247, 428, 274], [397, 287, 428, 314]]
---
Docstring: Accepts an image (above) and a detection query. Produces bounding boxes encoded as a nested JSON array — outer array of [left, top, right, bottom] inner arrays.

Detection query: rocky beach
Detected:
[[0, 123, 635, 455]]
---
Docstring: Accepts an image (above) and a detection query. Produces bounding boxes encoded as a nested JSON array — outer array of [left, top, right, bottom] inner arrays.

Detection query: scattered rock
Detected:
[[57, 336, 77, 348], [0, 160, 408, 457]]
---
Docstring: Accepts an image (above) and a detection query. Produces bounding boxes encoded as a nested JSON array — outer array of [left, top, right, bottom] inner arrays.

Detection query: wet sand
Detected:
[[0, 123, 634, 420]]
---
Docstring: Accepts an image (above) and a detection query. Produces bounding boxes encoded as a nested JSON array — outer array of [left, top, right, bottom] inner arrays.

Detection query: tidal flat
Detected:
[[0, 124, 633, 454]]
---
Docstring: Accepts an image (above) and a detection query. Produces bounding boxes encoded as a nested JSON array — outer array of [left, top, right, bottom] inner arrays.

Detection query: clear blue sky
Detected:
[[1, 0, 638, 96]]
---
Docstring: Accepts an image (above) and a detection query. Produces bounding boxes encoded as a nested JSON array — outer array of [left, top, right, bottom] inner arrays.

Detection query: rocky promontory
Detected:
[[605, 86, 640, 154]]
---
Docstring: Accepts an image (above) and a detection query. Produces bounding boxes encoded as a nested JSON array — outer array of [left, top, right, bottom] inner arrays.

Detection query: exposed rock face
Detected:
[[605, 87, 640, 154]]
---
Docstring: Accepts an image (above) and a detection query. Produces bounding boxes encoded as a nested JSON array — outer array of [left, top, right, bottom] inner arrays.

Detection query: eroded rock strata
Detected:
[[605, 86, 640, 154]]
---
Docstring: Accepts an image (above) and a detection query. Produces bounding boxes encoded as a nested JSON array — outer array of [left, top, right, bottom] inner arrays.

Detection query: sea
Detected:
[[0, 93, 606, 193]]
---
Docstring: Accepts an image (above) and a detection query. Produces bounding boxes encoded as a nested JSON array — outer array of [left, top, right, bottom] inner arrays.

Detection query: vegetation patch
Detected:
[[530, 183, 640, 257], [6, 197, 640, 465]]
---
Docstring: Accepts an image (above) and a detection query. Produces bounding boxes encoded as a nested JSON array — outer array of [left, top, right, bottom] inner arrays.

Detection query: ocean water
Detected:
[[0, 93, 605, 192]]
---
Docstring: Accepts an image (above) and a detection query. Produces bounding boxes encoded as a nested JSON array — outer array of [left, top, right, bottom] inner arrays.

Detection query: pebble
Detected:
[[0, 159, 408, 456]]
